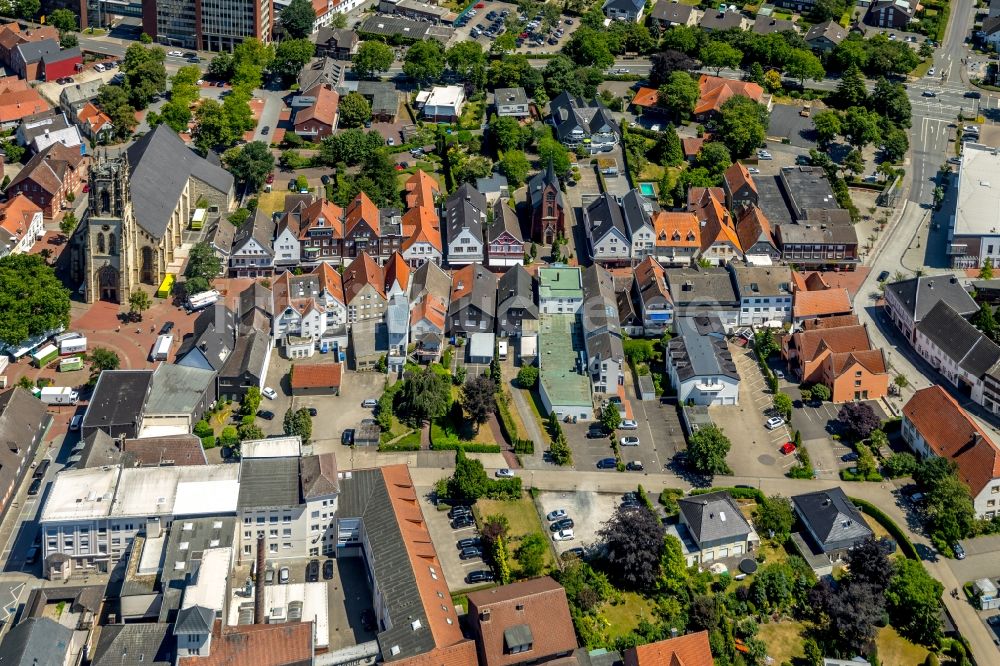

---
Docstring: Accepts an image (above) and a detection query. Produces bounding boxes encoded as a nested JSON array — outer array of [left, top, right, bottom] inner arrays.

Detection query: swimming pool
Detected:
[[639, 182, 656, 196]]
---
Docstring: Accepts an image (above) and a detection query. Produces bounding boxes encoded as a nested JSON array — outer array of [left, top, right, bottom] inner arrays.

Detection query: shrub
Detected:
[[201, 435, 216, 449], [517, 365, 538, 388], [431, 442, 503, 453], [851, 496, 919, 559], [194, 420, 213, 438]]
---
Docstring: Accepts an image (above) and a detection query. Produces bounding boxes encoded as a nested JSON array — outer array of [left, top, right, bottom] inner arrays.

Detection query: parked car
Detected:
[[842, 452, 859, 462], [452, 515, 475, 529], [928, 67, 936, 76], [261, 126, 270, 135], [495, 468, 515, 478], [765, 416, 785, 430], [953, 542, 966, 559], [448, 505, 472, 519], [619, 420, 638, 430], [362, 398, 378, 408], [562, 547, 585, 559], [620, 436, 640, 447], [69, 415, 82, 431], [323, 559, 334, 580], [780, 442, 796, 455], [625, 460, 644, 471], [307, 407, 318, 417], [306, 559, 320, 582], [965, 90, 982, 99], [279, 567, 289, 583], [466, 570, 495, 583], [546, 509, 567, 521], [262, 386, 277, 400], [550, 518, 574, 532], [552, 529, 575, 541], [596, 457, 617, 469], [757, 150, 772, 160], [168, 50, 183, 57], [877, 270, 890, 282], [257, 410, 274, 420], [460, 547, 483, 560], [342, 429, 354, 445], [159, 321, 175, 334], [747, 167, 760, 174], [457, 537, 481, 549], [33, 460, 50, 479], [586, 427, 606, 439]]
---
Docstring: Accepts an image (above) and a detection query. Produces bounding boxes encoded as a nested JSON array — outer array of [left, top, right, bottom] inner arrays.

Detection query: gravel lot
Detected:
[[536, 490, 620, 555]]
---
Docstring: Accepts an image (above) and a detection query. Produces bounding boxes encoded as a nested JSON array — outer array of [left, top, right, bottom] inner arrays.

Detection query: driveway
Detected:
[[536, 490, 619, 555], [417, 488, 487, 590], [767, 103, 819, 149]]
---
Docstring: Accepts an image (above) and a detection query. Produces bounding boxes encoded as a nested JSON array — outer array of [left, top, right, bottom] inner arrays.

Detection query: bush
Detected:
[[690, 486, 766, 502], [788, 445, 814, 479], [513, 438, 534, 454], [431, 441, 503, 453], [884, 451, 919, 478], [517, 365, 538, 388], [201, 435, 216, 449], [486, 477, 522, 500], [851, 496, 919, 559], [194, 420, 213, 438], [219, 426, 239, 448]]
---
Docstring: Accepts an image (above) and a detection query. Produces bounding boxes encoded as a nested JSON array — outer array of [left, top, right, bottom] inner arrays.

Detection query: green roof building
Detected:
[[538, 265, 584, 315], [537, 314, 594, 421]]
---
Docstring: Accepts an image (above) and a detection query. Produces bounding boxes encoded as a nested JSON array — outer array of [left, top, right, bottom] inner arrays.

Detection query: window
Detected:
[[269, 543, 278, 553]]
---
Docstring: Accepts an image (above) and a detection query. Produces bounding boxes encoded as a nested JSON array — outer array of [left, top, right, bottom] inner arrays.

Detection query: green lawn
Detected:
[[911, 59, 933, 78], [475, 496, 556, 571], [431, 401, 497, 447], [459, 99, 486, 130], [600, 592, 655, 642], [876, 627, 932, 665], [758, 620, 807, 665]]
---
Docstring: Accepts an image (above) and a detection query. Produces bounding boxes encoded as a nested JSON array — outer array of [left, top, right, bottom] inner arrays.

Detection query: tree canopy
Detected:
[[404, 41, 445, 86], [0, 254, 70, 345], [597, 505, 666, 590], [397, 367, 451, 425], [461, 376, 496, 432], [718, 96, 769, 158], [353, 41, 394, 80], [279, 0, 316, 39], [686, 425, 732, 475], [223, 141, 275, 191]]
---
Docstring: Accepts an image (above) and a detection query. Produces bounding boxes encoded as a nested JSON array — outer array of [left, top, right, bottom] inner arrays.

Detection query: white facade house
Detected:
[[666, 333, 740, 406], [584, 193, 631, 264], [444, 183, 486, 266], [271, 266, 348, 359], [494, 87, 530, 118], [416, 85, 466, 122], [621, 189, 655, 260], [273, 224, 301, 266], [673, 492, 759, 566], [0, 195, 44, 257], [537, 266, 584, 314], [728, 265, 792, 327]]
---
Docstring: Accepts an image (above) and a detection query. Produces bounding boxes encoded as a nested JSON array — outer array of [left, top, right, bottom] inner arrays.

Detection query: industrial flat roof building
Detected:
[[948, 142, 1000, 269], [538, 315, 593, 421]]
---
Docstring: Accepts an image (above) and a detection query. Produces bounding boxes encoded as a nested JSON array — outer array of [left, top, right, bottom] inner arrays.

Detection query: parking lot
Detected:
[[417, 489, 491, 590], [536, 490, 619, 555], [452, 0, 580, 55]]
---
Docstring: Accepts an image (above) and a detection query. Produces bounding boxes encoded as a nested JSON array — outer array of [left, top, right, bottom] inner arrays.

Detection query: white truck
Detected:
[[39, 386, 79, 405]]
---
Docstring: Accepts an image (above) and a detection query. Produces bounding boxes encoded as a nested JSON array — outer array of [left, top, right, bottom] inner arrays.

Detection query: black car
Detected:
[[622, 492, 639, 503], [306, 559, 320, 582], [261, 126, 270, 135], [307, 407, 318, 417], [448, 505, 472, 519], [258, 410, 274, 420], [466, 570, 495, 584], [586, 427, 606, 439], [626, 461, 644, 471], [561, 547, 585, 559], [457, 537, 481, 549], [160, 321, 175, 334], [321, 174, 331, 185], [622, 499, 641, 509], [965, 90, 982, 99], [549, 518, 574, 532], [342, 429, 354, 445], [460, 547, 482, 560], [596, 457, 617, 469], [27, 478, 41, 496], [323, 559, 334, 580], [452, 516, 475, 529], [877, 270, 890, 283], [33, 460, 49, 479], [183, 52, 197, 58], [842, 452, 859, 462]]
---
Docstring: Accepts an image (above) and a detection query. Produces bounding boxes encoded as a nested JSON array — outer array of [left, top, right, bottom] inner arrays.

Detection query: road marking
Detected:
[[0, 583, 22, 623]]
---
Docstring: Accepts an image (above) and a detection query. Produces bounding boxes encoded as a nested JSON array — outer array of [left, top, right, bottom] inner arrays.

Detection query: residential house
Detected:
[[176, 305, 238, 373], [632, 256, 673, 336], [538, 265, 584, 314], [675, 491, 758, 565], [297, 57, 344, 94], [58, 79, 103, 117], [228, 208, 274, 278], [603, 0, 645, 22], [0, 193, 44, 257], [581, 264, 625, 394], [445, 183, 487, 265], [985, 14, 1000, 53], [792, 487, 874, 560], [0, 618, 72, 665], [699, 8, 752, 32], [476, 171, 510, 205], [293, 84, 339, 141], [548, 91, 620, 153], [448, 263, 498, 337], [496, 264, 538, 338], [494, 87, 530, 118], [618, 288, 643, 337], [466, 577, 578, 666], [630, 86, 663, 114], [649, 0, 699, 27], [728, 265, 792, 327], [487, 198, 524, 268], [0, 388, 48, 517], [0, 23, 58, 70], [752, 15, 798, 34], [805, 19, 847, 51], [343, 251, 387, 325], [695, 75, 765, 119], [723, 162, 758, 211], [783, 318, 889, 401], [792, 288, 853, 325], [654, 210, 700, 265], [409, 259, 452, 310], [681, 136, 706, 161], [75, 103, 113, 143], [352, 80, 400, 122], [774, 217, 859, 269], [281, 197, 345, 267], [688, 187, 742, 265], [624, 631, 713, 666], [7, 142, 85, 218], [665, 266, 741, 331], [16, 109, 82, 154], [528, 159, 566, 243], [271, 264, 348, 358], [667, 330, 740, 405], [585, 193, 631, 265], [416, 85, 465, 122], [401, 170, 443, 267], [410, 290, 447, 363], [218, 327, 271, 399], [621, 189, 657, 261], [903, 386, 1000, 518], [864, 0, 914, 29], [735, 206, 780, 262], [385, 291, 410, 370], [315, 27, 359, 59], [11, 38, 59, 80], [384, 250, 411, 298], [343, 191, 402, 262], [884, 274, 977, 344]]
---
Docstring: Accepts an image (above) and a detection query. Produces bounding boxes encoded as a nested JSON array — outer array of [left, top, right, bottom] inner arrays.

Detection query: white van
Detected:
[[498, 340, 508, 360]]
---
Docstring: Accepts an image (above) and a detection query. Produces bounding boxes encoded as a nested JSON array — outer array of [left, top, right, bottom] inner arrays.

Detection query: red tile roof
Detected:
[[735, 205, 773, 254], [8, 142, 82, 196], [654, 211, 700, 249], [696, 75, 765, 115], [342, 251, 385, 302], [298, 198, 343, 239], [802, 314, 860, 330], [793, 323, 874, 364], [688, 187, 739, 253], [290, 362, 342, 390], [345, 191, 379, 236], [295, 84, 339, 128], [0, 193, 40, 244], [177, 620, 313, 666], [385, 250, 411, 293], [724, 161, 757, 197], [793, 288, 853, 319], [904, 386, 1000, 497], [315, 262, 344, 302], [0, 84, 49, 124], [624, 631, 714, 666], [411, 294, 447, 331], [78, 102, 112, 135], [405, 169, 440, 209], [681, 136, 705, 158], [631, 86, 660, 108]]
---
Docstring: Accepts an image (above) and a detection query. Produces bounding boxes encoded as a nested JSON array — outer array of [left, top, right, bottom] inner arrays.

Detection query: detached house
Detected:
[[805, 19, 847, 51], [496, 264, 538, 338], [8, 142, 85, 218], [863, 0, 914, 29], [493, 87, 530, 118], [0, 193, 44, 257], [449, 263, 498, 337], [654, 211, 700, 265], [228, 209, 274, 278], [603, 0, 645, 22], [783, 317, 889, 401], [792, 487, 873, 563], [528, 160, 566, 244], [625, 631, 714, 666], [632, 256, 673, 336], [649, 0, 699, 28], [487, 198, 524, 268], [621, 189, 656, 260], [548, 91, 620, 153], [675, 491, 758, 565], [416, 85, 465, 122], [585, 193, 631, 265], [293, 84, 340, 141], [445, 183, 487, 266], [695, 75, 766, 119]]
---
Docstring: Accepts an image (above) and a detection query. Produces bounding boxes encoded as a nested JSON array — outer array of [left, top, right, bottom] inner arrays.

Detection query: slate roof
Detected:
[[297, 57, 344, 92], [449, 264, 498, 318], [174, 606, 215, 634], [668, 332, 738, 381], [698, 10, 746, 31], [730, 265, 791, 299], [916, 300, 1000, 379], [126, 125, 233, 240], [14, 38, 58, 64], [91, 623, 175, 666], [497, 264, 538, 318], [0, 617, 71, 666], [678, 491, 752, 545], [752, 15, 797, 34], [445, 182, 487, 244], [299, 453, 339, 499], [0, 386, 46, 469], [805, 19, 847, 45], [620, 188, 656, 237], [548, 91, 619, 143], [83, 370, 154, 433], [177, 305, 237, 372], [410, 260, 452, 306], [885, 274, 977, 323], [603, 0, 644, 15], [488, 197, 522, 244], [529, 159, 565, 210], [792, 487, 872, 550], [232, 208, 275, 257], [650, 0, 695, 23], [581, 264, 624, 364], [586, 192, 629, 246], [664, 267, 739, 306], [59, 79, 104, 109], [237, 457, 301, 509]]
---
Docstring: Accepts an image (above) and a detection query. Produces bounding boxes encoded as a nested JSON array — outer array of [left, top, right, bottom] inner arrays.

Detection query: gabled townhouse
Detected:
[[805, 19, 847, 51], [58, 79, 103, 118], [16, 109, 82, 154], [884, 274, 977, 344], [585, 193, 631, 264], [624, 631, 714, 666], [11, 38, 59, 80], [0, 388, 48, 518], [735, 205, 780, 261], [538, 265, 584, 314], [904, 386, 1000, 519], [315, 27, 359, 58], [0, 78, 49, 131], [344, 191, 403, 262], [409, 259, 451, 309], [293, 84, 340, 141], [493, 87, 530, 118], [271, 264, 348, 358], [496, 264, 538, 338], [792, 288, 853, 325], [548, 91, 620, 153], [343, 251, 387, 325], [404, 168, 440, 209], [665, 266, 741, 331], [401, 169, 443, 267], [581, 264, 625, 394], [0, 193, 44, 257], [386, 291, 409, 371], [632, 256, 673, 336], [621, 188, 656, 260], [528, 159, 566, 243], [75, 102, 113, 143], [618, 288, 643, 337], [272, 196, 310, 267], [0, 23, 57, 70], [487, 198, 524, 268], [782, 317, 889, 401], [409, 261, 451, 362], [667, 328, 740, 405], [228, 208, 274, 278], [603, 0, 644, 21], [384, 251, 410, 298], [688, 187, 742, 265], [445, 183, 487, 265], [653, 210, 700, 265], [7, 141, 85, 218], [448, 263, 498, 337], [297, 197, 346, 267], [728, 265, 792, 327], [723, 162, 758, 211], [674, 491, 758, 565]]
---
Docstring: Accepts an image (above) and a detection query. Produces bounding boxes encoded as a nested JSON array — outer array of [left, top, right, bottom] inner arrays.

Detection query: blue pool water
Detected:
[[639, 183, 655, 196]]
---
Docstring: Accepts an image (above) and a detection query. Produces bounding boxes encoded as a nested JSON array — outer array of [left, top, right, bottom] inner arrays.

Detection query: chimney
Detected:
[[254, 535, 267, 624]]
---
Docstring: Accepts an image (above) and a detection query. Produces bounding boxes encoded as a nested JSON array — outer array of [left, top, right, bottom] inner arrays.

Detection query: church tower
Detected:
[[85, 151, 137, 304]]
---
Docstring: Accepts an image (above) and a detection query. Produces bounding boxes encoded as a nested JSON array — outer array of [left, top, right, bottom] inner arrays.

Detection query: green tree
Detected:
[[445, 41, 487, 88], [600, 403, 621, 433], [242, 386, 262, 416], [515, 532, 547, 577], [809, 0, 847, 22], [563, 27, 614, 69], [755, 495, 794, 542], [184, 241, 223, 290], [48, 8, 77, 31], [89, 347, 120, 385], [811, 383, 831, 402], [926, 474, 976, 544], [208, 53, 235, 80], [718, 96, 769, 158], [404, 40, 444, 86], [0, 254, 70, 346], [694, 142, 732, 176], [843, 106, 882, 149], [397, 367, 451, 425], [282, 407, 313, 443], [338, 92, 372, 129], [448, 449, 489, 500], [499, 151, 530, 188], [773, 392, 792, 421], [549, 431, 573, 466], [812, 109, 842, 148], [238, 423, 265, 441], [461, 375, 496, 432], [700, 40, 742, 76], [279, 0, 316, 39], [193, 99, 238, 153], [516, 365, 538, 388], [883, 451, 918, 478], [224, 141, 275, 191], [882, 126, 909, 164], [971, 303, 998, 340], [651, 126, 684, 167], [856, 444, 878, 479], [128, 290, 151, 320], [490, 115, 527, 153], [886, 559, 943, 645], [687, 424, 732, 475], [785, 48, 825, 87], [980, 257, 994, 280], [59, 211, 78, 238], [219, 426, 239, 448], [537, 136, 570, 175], [271, 38, 315, 79], [15, 0, 38, 19], [121, 43, 166, 109], [658, 70, 699, 120], [834, 63, 868, 109], [59, 32, 77, 49], [872, 77, 912, 128], [843, 148, 865, 177], [96, 84, 138, 140]]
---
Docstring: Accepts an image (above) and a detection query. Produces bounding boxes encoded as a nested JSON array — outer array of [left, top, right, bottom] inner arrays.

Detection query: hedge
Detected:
[[430, 442, 503, 453], [850, 496, 919, 560], [691, 486, 766, 503], [379, 440, 421, 452]]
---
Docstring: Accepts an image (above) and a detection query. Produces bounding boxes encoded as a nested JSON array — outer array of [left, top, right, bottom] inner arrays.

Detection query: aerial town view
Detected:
[[0, 0, 999, 662]]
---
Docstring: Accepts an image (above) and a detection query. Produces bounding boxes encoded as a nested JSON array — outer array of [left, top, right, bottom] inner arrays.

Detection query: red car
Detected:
[[475, 2, 484, 6], [519, 32, 529, 38], [780, 442, 796, 455], [82, 183, 89, 193], [265, 173, 274, 184]]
